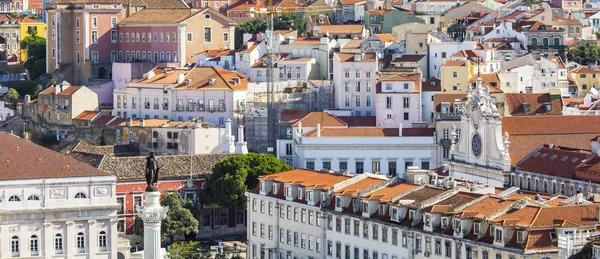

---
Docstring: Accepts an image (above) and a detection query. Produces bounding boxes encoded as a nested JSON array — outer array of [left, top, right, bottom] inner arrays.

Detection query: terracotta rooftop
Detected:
[[116, 118, 170, 127], [422, 77, 441, 92], [335, 52, 377, 62], [49, 0, 188, 8], [502, 115, 600, 162], [392, 54, 426, 63], [302, 127, 435, 137], [334, 176, 386, 197], [119, 8, 200, 25], [434, 93, 466, 112], [456, 196, 513, 219], [504, 93, 563, 116], [260, 169, 352, 189], [395, 186, 446, 208], [361, 182, 420, 203], [468, 73, 499, 84], [443, 60, 468, 66], [291, 111, 348, 127], [422, 191, 483, 213], [39, 85, 83, 96], [492, 205, 540, 227], [336, 116, 377, 127], [571, 66, 600, 74], [515, 145, 591, 179], [373, 33, 399, 43], [73, 110, 102, 121], [93, 115, 117, 125], [530, 204, 600, 228], [0, 133, 109, 180]]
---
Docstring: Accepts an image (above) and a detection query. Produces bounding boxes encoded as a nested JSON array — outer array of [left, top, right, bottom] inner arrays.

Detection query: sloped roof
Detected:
[[291, 112, 348, 127], [73, 110, 102, 121], [260, 169, 352, 189], [504, 93, 562, 116], [515, 144, 591, 179], [318, 24, 364, 34], [119, 9, 201, 25], [0, 133, 109, 180]]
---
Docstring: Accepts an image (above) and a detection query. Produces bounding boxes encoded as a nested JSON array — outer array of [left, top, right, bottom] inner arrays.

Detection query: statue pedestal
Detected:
[[137, 191, 168, 259]]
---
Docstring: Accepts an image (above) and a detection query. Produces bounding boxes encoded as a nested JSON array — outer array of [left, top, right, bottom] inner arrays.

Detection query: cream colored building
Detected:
[[35, 82, 99, 125]]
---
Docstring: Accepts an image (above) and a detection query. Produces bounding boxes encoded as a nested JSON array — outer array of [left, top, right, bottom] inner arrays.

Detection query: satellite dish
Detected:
[[591, 87, 598, 97]]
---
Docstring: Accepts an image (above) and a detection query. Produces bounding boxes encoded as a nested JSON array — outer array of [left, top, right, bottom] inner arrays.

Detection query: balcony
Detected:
[[527, 44, 567, 51], [197, 105, 205, 111], [186, 105, 195, 111], [176, 105, 184, 111], [144, 104, 150, 109], [163, 104, 169, 110], [154, 104, 159, 110], [207, 105, 226, 112], [436, 113, 461, 121]]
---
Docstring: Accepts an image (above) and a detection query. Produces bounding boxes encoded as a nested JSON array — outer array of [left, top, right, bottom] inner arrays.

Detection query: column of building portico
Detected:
[[42, 223, 52, 259], [88, 220, 97, 256], [66, 221, 75, 256], [110, 219, 118, 257], [0, 225, 4, 258]]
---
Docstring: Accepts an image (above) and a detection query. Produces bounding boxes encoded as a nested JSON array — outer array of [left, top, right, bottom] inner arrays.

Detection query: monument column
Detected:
[[136, 151, 168, 259]]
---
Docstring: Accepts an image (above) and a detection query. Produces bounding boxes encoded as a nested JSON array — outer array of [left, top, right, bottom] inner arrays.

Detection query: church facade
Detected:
[[448, 77, 511, 187]]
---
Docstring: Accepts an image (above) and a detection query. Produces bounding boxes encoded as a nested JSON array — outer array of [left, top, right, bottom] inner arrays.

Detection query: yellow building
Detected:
[[440, 59, 475, 92], [569, 65, 600, 96], [14, 17, 46, 61]]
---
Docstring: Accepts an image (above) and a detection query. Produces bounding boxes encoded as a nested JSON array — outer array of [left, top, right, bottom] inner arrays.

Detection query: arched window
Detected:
[[8, 195, 21, 201], [11, 236, 19, 257], [27, 195, 40, 201], [76, 232, 85, 253], [15, 2, 19, 10], [74, 192, 87, 199], [30, 235, 39, 256], [54, 234, 64, 255], [542, 37, 549, 46], [553, 37, 560, 46], [98, 231, 107, 252], [531, 37, 538, 46]]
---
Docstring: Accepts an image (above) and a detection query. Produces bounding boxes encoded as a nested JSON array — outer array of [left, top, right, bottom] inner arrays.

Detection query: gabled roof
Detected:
[[361, 182, 420, 203], [422, 77, 441, 92], [119, 8, 200, 24], [334, 177, 386, 197], [291, 111, 348, 127], [0, 133, 109, 180], [39, 85, 83, 96]]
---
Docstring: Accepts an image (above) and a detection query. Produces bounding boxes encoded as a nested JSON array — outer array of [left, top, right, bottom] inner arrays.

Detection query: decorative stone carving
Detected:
[[54, 225, 63, 230], [76, 223, 84, 229], [9, 226, 20, 232], [29, 226, 39, 232], [136, 205, 169, 225], [44, 223, 51, 228], [94, 187, 110, 196], [50, 188, 66, 199]]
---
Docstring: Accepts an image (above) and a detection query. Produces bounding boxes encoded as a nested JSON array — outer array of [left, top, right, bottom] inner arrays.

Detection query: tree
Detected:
[[20, 31, 46, 80], [32, 84, 43, 98], [274, 13, 305, 33], [165, 241, 211, 259], [234, 18, 267, 49], [134, 193, 199, 242], [3, 88, 19, 104], [567, 43, 600, 65], [200, 153, 292, 209]]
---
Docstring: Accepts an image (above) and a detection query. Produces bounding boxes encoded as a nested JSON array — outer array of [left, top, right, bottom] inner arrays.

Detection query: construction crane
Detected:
[[250, 1, 338, 154]]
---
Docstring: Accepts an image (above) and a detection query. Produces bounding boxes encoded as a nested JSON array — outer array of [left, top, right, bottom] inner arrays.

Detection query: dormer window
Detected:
[[260, 181, 265, 192], [362, 202, 369, 212], [425, 214, 431, 226], [474, 222, 480, 235], [409, 210, 415, 220], [454, 219, 462, 233], [273, 183, 278, 194], [517, 231, 525, 243], [495, 227, 503, 242], [442, 217, 449, 228], [336, 197, 342, 208], [306, 190, 313, 202], [549, 232, 557, 242], [379, 204, 386, 216], [298, 189, 304, 200], [284, 186, 292, 197], [391, 208, 398, 220]]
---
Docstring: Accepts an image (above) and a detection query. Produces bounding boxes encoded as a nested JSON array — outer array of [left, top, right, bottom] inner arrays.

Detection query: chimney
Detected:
[[238, 125, 245, 142], [317, 123, 321, 137], [53, 85, 60, 95], [399, 123, 403, 137], [591, 137, 599, 154], [298, 121, 303, 134], [576, 191, 583, 204], [177, 74, 185, 84], [139, 119, 145, 127], [194, 119, 201, 129], [208, 78, 216, 85], [147, 70, 155, 79], [225, 118, 232, 136]]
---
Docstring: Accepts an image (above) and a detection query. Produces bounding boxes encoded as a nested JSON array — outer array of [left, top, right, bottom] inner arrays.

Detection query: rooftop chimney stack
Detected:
[[317, 123, 321, 137], [177, 74, 185, 84]]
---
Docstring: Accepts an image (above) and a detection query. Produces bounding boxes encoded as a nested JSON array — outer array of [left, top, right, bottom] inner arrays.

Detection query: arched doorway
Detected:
[[118, 252, 126, 259], [98, 67, 107, 79]]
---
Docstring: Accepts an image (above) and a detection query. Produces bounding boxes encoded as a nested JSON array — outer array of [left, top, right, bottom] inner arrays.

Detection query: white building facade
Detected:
[[0, 133, 121, 259], [332, 52, 379, 116], [375, 73, 423, 129]]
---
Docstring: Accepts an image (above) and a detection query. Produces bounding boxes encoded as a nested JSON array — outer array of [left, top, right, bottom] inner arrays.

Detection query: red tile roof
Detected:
[[291, 112, 348, 127], [504, 93, 563, 116], [302, 127, 435, 137], [260, 169, 351, 189], [0, 133, 109, 180], [73, 110, 102, 121], [515, 145, 592, 178]]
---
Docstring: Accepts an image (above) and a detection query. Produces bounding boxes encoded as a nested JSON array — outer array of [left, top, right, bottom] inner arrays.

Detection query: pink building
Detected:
[[45, 0, 188, 86], [117, 8, 236, 65]]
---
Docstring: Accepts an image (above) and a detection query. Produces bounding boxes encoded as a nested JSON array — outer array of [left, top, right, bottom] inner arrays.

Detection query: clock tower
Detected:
[[448, 76, 511, 187]]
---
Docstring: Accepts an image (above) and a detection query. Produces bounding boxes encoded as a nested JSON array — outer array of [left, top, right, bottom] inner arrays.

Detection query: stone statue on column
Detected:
[[137, 152, 168, 259]]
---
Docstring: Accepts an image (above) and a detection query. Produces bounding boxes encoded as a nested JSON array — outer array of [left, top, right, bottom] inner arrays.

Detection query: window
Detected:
[[260, 223, 264, 237], [8, 195, 20, 201], [27, 195, 40, 201], [223, 32, 229, 42], [363, 222, 369, 239], [111, 17, 117, 28], [54, 234, 63, 254], [92, 30, 98, 43], [76, 30, 81, 44], [340, 161, 347, 170], [92, 51, 98, 64], [11, 236, 19, 257], [445, 241, 451, 257], [252, 222, 257, 236], [453, 71, 458, 78], [336, 217, 342, 232], [356, 162, 364, 174], [435, 239, 441, 255], [204, 27, 212, 42], [386, 97, 392, 109], [98, 231, 107, 251], [441, 52, 446, 58], [474, 222, 480, 234], [187, 33, 193, 42], [76, 232, 85, 253], [495, 228, 503, 242], [92, 17, 98, 28], [404, 113, 409, 120], [75, 192, 87, 199]]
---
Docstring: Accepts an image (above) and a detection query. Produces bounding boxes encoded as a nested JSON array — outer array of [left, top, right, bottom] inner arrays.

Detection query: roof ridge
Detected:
[[528, 205, 544, 228]]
